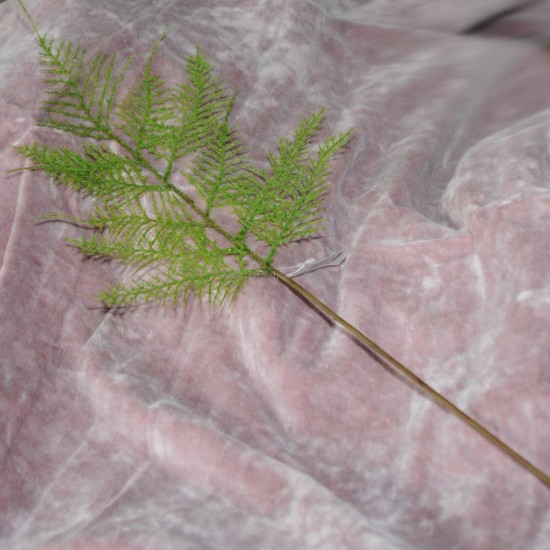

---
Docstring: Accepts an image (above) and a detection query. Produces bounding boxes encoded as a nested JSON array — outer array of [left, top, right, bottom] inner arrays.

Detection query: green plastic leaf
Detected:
[[15, 18, 352, 307]]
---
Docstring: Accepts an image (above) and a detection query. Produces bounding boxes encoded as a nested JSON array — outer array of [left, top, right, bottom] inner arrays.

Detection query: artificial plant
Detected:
[[12, 0, 550, 489]]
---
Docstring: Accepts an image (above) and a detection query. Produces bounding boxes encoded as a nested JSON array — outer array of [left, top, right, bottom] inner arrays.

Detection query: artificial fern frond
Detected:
[[186, 101, 254, 215], [16, 22, 347, 305], [14, 142, 150, 198], [116, 34, 175, 161], [161, 46, 234, 172], [36, 34, 132, 139], [266, 123, 353, 246], [90, 234, 256, 307], [227, 110, 352, 263], [83, 197, 202, 258], [15, 0, 550, 490]]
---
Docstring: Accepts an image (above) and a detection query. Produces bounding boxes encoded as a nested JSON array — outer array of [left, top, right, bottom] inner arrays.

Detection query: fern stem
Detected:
[[271, 268, 550, 489]]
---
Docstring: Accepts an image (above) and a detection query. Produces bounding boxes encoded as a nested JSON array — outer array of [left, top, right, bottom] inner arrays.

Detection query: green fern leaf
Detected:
[[14, 142, 149, 199], [159, 46, 235, 190], [14, 8, 350, 308], [186, 98, 255, 215], [116, 34, 175, 161], [36, 34, 132, 139]]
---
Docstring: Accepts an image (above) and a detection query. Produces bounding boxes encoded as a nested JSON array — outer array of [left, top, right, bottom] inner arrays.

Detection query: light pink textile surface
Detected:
[[1, 1, 550, 548]]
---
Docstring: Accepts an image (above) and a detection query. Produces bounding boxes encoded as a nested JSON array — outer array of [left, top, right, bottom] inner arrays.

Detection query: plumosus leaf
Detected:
[[14, 9, 351, 307], [13, 0, 550, 490]]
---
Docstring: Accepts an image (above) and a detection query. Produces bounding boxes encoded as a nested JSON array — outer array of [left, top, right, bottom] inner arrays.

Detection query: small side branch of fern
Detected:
[[37, 35, 132, 139], [271, 128, 353, 249], [161, 47, 234, 183]]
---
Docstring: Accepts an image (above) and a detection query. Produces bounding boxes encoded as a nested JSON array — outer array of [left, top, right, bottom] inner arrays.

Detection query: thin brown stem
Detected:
[[272, 267, 550, 489]]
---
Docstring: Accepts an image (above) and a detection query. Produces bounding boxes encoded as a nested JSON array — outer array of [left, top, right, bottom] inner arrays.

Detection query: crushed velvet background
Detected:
[[1, 0, 550, 548]]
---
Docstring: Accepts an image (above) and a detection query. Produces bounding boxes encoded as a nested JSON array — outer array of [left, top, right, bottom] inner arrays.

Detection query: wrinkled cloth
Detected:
[[1, 0, 550, 548]]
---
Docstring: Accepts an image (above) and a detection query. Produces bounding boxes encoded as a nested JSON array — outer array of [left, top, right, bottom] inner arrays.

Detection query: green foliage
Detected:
[[14, 10, 352, 308]]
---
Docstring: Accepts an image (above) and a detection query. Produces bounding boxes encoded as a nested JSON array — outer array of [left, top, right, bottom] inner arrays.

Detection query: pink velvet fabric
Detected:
[[1, 0, 550, 548]]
